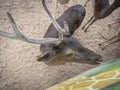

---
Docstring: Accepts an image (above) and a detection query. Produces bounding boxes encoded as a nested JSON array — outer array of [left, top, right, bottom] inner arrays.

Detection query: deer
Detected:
[[0, 0, 103, 66], [37, 0, 103, 65], [82, 0, 120, 32]]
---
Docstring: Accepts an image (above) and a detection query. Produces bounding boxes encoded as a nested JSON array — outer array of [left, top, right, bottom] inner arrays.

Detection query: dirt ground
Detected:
[[0, 0, 120, 90]]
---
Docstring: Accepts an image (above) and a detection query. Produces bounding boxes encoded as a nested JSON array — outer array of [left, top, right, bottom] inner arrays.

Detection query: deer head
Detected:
[[36, 0, 103, 66], [37, 37, 103, 66]]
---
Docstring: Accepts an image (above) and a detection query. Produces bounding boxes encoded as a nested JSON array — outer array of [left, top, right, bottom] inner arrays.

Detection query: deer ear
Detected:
[[37, 53, 50, 61], [37, 51, 57, 62]]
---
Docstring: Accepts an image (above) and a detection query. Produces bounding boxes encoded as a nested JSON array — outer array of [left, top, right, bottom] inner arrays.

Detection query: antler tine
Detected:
[[0, 30, 16, 39], [42, 0, 70, 36], [63, 21, 69, 34], [7, 12, 23, 36], [0, 12, 63, 44]]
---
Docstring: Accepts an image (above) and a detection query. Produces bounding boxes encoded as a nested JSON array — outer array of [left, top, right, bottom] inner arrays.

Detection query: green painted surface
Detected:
[[101, 81, 120, 90], [76, 58, 120, 77]]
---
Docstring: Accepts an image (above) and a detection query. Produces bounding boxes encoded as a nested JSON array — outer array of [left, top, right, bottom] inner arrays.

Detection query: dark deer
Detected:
[[0, 0, 103, 66], [82, 0, 120, 32], [37, 0, 103, 65]]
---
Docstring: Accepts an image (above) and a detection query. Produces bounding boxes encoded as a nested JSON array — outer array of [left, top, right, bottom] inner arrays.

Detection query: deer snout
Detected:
[[91, 55, 103, 64], [96, 58, 103, 64]]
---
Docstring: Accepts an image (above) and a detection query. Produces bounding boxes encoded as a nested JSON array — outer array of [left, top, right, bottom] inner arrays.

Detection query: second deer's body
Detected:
[[83, 0, 120, 32]]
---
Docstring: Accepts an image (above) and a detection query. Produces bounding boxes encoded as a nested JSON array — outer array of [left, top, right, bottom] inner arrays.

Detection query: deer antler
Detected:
[[0, 12, 65, 44], [42, 0, 70, 36]]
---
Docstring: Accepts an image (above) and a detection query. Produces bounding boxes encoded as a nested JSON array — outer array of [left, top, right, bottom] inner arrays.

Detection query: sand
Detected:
[[0, 0, 120, 90]]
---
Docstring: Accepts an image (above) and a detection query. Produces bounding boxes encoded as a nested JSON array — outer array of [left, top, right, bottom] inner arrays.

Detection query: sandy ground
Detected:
[[0, 0, 120, 90]]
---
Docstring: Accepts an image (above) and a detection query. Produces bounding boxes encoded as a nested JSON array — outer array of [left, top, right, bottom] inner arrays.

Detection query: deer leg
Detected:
[[99, 35, 119, 50], [84, 18, 97, 32], [99, 31, 120, 46], [82, 16, 94, 29], [108, 19, 120, 26], [98, 32, 108, 40], [99, 35, 117, 45], [84, 0, 90, 7], [100, 38, 120, 50]]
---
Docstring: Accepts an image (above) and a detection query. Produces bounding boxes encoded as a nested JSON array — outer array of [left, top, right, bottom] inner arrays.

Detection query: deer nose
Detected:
[[96, 58, 103, 64]]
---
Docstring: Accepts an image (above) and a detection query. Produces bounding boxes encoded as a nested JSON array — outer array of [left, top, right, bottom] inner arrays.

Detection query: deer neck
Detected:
[[101, 2, 119, 18]]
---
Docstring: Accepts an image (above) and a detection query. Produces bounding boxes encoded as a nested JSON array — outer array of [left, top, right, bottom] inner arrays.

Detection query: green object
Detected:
[[101, 82, 120, 90], [47, 58, 120, 90], [76, 58, 120, 77]]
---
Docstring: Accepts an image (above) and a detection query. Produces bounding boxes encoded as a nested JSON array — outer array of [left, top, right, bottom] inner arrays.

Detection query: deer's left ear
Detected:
[[37, 51, 57, 62], [37, 52, 50, 62]]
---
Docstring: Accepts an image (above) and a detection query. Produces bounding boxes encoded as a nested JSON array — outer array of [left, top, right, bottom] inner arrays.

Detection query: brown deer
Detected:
[[0, 0, 103, 66], [82, 0, 120, 32]]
